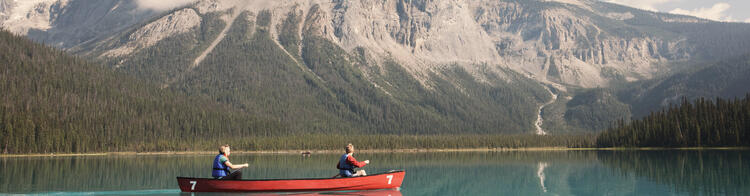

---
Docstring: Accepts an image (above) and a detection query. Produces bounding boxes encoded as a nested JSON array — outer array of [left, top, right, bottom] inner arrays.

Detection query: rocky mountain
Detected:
[[620, 53, 750, 117], [0, 0, 159, 48], [4, 0, 750, 134]]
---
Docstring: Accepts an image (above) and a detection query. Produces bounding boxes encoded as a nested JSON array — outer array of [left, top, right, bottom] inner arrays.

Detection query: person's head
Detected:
[[219, 144, 231, 156], [345, 143, 354, 154]]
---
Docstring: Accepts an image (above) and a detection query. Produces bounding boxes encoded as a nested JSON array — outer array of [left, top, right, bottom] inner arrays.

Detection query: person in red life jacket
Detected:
[[212, 144, 249, 180], [336, 143, 370, 177]]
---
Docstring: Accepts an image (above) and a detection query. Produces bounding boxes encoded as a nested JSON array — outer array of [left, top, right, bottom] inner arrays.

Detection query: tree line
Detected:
[[0, 28, 596, 154], [0, 29, 286, 154], [597, 95, 750, 147]]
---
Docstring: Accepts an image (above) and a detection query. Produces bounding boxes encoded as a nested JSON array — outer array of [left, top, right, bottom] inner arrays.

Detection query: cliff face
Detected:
[[0, 0, 158, 48], [470, 0, 693, 87], [2, 0, 740, 88], [144, 0, 703, 88], [0, 0, 11, 20], [102, 8, 202, 58], [299, 0, 696, 88]]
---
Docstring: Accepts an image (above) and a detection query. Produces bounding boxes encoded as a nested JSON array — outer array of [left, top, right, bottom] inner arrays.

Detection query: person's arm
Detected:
[[224, 160, 249, 170], [346, 155, 368, 168]]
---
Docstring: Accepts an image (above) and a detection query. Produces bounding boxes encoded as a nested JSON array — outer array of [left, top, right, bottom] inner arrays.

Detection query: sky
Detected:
[[602, 0, 750, 23]]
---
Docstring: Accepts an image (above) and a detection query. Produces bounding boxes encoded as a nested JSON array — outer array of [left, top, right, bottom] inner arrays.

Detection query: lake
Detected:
[[1, 150, 748, 195]]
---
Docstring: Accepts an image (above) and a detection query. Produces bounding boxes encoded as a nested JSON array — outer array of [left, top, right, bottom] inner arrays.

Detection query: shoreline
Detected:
[[1, 147, 748, 157]]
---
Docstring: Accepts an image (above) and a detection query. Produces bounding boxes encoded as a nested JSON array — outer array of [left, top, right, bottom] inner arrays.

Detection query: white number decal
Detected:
[[190, 181, 197, 190], [386, 175, 393, 184]]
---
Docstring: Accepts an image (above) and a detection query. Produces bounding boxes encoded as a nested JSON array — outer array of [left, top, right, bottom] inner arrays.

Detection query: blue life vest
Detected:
[[338, 154, 355, 177], [212, 154, 230, 178]]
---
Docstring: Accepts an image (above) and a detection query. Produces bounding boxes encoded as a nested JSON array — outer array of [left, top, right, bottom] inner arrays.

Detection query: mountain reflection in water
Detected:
[[1, 150, 748, 195]]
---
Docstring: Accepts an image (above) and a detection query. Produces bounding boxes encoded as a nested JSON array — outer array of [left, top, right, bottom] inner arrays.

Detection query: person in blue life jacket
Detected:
[[212, 144, 249, 180], [336, 143, 370, 177]]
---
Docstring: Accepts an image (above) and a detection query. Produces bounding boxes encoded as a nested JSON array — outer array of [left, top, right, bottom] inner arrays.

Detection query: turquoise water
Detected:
[[1, 150, 748, 195]]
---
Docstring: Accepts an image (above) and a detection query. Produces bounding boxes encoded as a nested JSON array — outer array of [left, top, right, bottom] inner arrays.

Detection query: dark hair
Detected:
[[219, 144, 230, 154]]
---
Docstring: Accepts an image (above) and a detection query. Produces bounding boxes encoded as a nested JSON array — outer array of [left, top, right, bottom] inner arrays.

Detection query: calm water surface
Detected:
[[1, 150, 748, 195]]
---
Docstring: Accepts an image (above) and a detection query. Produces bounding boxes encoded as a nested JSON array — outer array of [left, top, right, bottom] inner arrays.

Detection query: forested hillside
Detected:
[[0, 29, 597, 154], [597, 96, 750, 147], [5, 0, 750, 154], [5, 0, 750, 136], [622, 54, 750, 117], [109, 9, 551, 135], [0, 30, 285, 153]]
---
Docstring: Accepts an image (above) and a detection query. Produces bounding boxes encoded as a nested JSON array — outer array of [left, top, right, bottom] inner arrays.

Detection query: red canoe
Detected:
[[176, 170, 405, 192]]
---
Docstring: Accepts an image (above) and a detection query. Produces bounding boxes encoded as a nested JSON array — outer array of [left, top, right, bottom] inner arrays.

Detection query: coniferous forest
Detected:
[[0, 30, 286, 153], [3, 25, 750, 153], [597, 96, 750, 147], [0, 29, 594, 153]]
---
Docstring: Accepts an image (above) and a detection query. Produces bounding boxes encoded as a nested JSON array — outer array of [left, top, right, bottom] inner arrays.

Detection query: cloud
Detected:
[[603, 1, 746, 23], [669, 3, 734, 22], [135, 0, 196, 11], [603, 0, 676, 11]]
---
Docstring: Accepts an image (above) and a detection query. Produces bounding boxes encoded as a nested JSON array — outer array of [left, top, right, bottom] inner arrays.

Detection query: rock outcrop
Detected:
[[2, 0, 745, 88], [103, 8, 202, 57], [0, 0, 159, 48]]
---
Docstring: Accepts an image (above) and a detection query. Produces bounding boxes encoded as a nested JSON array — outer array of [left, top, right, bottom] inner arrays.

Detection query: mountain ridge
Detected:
[[10, 0, 749, 88], [4, 0, 750, 134]]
